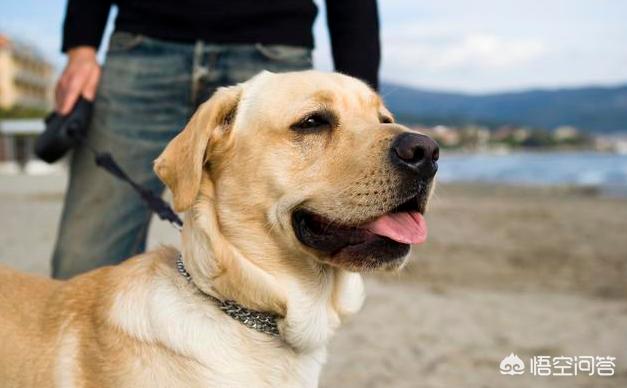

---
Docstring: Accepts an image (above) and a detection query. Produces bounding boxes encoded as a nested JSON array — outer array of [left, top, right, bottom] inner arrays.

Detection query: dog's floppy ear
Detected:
[[154, 85, 241, 211]]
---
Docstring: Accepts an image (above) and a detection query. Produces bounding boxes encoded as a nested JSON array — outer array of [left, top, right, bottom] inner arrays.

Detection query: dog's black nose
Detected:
[[390, 132, 439, 178]]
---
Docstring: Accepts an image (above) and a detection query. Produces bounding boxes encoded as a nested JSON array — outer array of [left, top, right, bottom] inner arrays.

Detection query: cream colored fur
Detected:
[[0, 71, 431, 387]]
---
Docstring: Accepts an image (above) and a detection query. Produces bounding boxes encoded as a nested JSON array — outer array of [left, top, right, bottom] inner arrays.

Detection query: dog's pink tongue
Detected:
[[365, 212, 427, 244]]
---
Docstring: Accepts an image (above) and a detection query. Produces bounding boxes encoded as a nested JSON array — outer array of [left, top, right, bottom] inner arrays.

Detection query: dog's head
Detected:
[[155, 71, 438, 272]]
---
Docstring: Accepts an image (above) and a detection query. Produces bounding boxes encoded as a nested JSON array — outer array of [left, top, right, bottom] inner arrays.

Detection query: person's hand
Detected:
[[55, 46, 100, 115]]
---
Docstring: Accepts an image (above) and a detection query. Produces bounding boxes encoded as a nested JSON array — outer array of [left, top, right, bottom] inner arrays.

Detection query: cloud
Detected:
[[384, 26, 547, 71], [437, 34, 546, 68]]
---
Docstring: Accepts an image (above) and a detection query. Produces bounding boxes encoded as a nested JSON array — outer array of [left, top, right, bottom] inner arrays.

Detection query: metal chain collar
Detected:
[[176, 254, 280, 337]]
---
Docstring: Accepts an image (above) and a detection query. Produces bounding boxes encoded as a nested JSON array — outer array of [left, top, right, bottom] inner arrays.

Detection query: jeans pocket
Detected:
[[254, 44, 312, 66], [107, 31, 145, 54]]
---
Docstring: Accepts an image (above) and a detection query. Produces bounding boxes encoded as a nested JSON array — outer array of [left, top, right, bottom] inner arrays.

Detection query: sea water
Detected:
[[437, 151, 627, 196]]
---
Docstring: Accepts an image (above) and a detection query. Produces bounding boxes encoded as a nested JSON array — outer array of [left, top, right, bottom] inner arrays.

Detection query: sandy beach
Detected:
[[1, 172, 625, 387]]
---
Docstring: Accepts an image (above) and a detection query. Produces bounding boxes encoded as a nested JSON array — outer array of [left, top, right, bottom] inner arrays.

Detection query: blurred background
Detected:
[[1, 1, 626, 387]]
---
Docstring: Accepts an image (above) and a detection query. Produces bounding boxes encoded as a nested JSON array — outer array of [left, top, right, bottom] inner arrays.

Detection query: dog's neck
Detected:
[[181, 195, 365, 352]]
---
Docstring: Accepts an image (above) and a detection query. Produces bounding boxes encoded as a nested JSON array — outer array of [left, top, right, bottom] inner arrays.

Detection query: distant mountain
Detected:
[[381, 83, 627, 133]]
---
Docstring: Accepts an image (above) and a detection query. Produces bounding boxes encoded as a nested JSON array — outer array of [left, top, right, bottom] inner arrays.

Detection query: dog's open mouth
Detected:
[[292, 194, 428, 263]]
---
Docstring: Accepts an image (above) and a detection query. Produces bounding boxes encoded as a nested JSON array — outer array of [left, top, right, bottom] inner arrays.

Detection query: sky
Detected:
[[1, 0, 626, 93]]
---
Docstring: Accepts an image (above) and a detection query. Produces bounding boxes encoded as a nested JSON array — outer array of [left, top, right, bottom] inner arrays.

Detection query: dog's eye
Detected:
[[379, 115, 393, 124], [293, 113, 332, 131]]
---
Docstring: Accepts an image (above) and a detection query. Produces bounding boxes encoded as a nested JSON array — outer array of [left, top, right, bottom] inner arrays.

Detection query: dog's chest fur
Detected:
[[100, 263, 326, 388]]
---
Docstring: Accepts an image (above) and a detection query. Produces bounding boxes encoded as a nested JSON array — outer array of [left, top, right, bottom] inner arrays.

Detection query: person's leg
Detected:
[[193, 43, 313, 106], [52, 33, 193, 278]]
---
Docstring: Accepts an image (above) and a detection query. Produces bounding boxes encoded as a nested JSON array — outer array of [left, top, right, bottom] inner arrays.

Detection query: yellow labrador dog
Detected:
[[0, 70, 438, 387]]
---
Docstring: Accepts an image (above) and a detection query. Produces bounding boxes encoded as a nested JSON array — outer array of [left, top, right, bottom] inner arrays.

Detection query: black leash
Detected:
[[70, 128, 183, 231]]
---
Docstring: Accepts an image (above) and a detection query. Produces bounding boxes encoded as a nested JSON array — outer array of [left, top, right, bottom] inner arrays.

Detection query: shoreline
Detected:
[[437, 151, 627, 198], [440, 148, 625, 156]]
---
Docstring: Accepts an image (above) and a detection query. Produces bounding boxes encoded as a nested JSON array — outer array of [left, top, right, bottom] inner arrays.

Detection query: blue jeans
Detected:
[[51, 32, 312, 278]]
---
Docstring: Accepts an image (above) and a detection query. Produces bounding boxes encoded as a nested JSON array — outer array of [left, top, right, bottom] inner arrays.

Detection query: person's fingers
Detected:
[[81, 65, 101, 101], [59, 72, 86, 115], [55, 62, 99, 114], [54, 79, 64, 112], [55, 47, 98, 114], [54, 73, 71, 113], [55, 73, 78, 115]]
